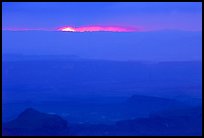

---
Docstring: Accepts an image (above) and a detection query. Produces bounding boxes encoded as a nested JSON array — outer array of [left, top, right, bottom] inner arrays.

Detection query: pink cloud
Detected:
[[3, 25, 143, 32], [57, 26, 142, 32]]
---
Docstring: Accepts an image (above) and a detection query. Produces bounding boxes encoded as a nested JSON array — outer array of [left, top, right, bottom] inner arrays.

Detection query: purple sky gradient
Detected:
[[2, 2, 202, 61], [2, 2, 202, 32]]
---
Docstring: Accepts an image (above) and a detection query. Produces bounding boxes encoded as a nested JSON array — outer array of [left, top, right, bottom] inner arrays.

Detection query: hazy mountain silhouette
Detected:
[[2, 58, 202, 104], [2, 58, 202, 136], [126, 95, 188, 111], [2, 105, 202, 136], [67, 106, 202, 136], [115, 106, 202, 136], [3, 31, 202, 61], [2, 108, 68, 136]]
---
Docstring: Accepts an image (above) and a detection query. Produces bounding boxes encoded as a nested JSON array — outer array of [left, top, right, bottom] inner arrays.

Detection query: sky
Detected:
[[2, 2, 202, 129], [2, 2, 202, 31], [2, 2, 203, 106], [2, 2, 202, 61]]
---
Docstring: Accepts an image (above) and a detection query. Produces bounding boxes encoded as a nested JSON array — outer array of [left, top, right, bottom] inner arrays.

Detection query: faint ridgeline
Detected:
[[2, 108, 69, 136], [2, 53, 80, 61]]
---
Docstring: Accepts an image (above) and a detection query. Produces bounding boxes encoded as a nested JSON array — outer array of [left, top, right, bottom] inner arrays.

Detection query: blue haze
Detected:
[[2, 2, 202, 136]]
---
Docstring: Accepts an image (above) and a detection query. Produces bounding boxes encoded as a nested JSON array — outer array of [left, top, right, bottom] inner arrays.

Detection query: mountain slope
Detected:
[[2, 108, 68, 136]]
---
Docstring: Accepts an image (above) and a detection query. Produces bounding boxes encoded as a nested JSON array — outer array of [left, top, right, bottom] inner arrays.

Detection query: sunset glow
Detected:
[[60, 27, 76, 32], [58, 26, 138, 32], [3, 26, 141, 32]]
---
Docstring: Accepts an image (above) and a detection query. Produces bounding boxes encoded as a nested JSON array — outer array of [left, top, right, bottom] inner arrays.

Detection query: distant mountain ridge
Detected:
[[2, 54, 80, 61], [3, 31, 202, 61], [3, 107, 201, 136], [2, 59, 202, 104], [3, 108, 68, 136]]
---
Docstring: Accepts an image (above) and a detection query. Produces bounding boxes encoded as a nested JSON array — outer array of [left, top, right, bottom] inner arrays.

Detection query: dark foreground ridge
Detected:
[[2, 108, 68, 136], [2, 107, 202, 136]]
